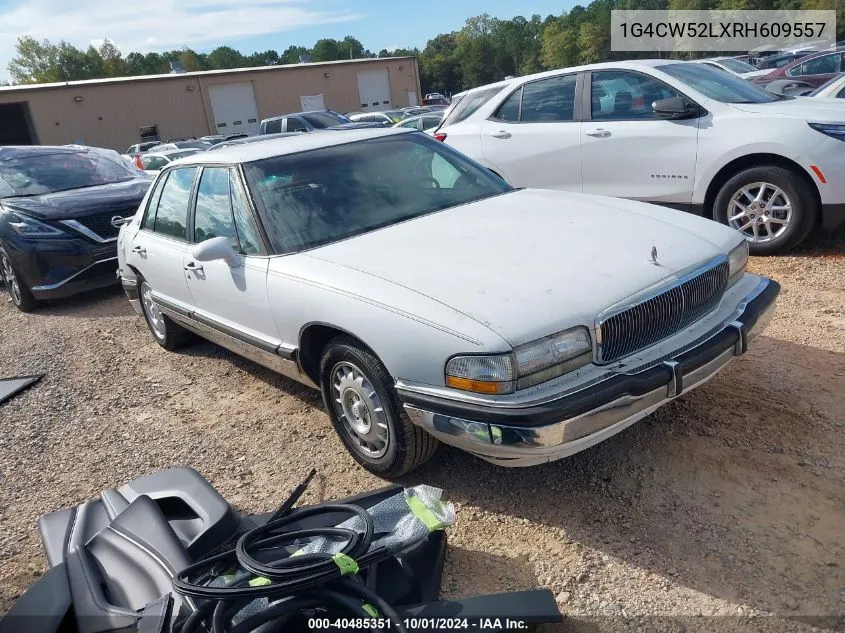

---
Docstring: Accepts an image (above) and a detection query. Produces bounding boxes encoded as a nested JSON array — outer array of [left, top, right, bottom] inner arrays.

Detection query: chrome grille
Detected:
[[76, 212, 124, 240], [596, 258, 730, 364]]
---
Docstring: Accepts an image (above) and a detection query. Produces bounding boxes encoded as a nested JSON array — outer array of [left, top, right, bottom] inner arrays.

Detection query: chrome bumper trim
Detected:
[[404, 281, 777, 468], [31, 257, 118, 291]]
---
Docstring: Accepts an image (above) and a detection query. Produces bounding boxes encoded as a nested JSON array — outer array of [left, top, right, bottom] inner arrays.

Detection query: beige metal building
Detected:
[[0, 56, 421, 152]]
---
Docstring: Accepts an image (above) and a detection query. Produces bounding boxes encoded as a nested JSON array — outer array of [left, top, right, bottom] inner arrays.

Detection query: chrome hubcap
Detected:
[[140, 282, 167, 340], [0, 253, 22, 305], [331, 361, 389, 458], [728, 182, 792, 244]]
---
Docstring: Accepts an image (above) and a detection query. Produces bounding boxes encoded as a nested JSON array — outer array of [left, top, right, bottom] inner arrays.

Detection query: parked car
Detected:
[[422, 97, 450, 106], [692, 57, 771, 79], [0, 146, 151, 311], [140, 149, 202, 175], [149, 140, 213, 152], [436, 60, 845, 254], [808, 73, 845, 99], [762, 79, 816, 97], [754, 50, 809, 70], [259, 110, 381, 134], [126, 141, 159, 156], [207, 132, 304, 150], [402, 106, 435, 116], [425, 92, 449, 102], [752, 47, 845, 86], [116, 128, 778, 476], [393, 113, 444, 133], [348, 110, 411, 126]]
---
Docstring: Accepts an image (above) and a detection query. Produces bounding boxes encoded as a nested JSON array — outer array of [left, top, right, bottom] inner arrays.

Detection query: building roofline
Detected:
[[0, 56, 417, 94]]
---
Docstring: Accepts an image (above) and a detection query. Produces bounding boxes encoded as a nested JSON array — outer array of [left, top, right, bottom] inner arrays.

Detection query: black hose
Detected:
[[173, 501, 406, 633]]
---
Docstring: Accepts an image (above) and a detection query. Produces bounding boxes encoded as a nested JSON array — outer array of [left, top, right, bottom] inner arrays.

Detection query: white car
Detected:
[[692, 57, 771, 80], [116, 128, 778, 476], [808, 73, 845, 99], [436, 60, 845, 254], [139, 149, 201, 175]]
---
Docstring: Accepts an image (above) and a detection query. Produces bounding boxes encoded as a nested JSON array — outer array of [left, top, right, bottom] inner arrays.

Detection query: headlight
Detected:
[[727, 240, 748, 286], [8, 213, 70, 239], [445, 327, 592, 395], [808, 122, 845, 142]]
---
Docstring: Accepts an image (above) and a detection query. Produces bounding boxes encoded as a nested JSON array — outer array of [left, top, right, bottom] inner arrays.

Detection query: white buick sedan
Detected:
[[117, 128, 779, 477]]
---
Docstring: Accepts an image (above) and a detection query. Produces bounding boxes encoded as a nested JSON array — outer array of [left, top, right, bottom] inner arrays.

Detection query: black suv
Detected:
[[259, 110, 382, 134], [0, 146, 152, 311]]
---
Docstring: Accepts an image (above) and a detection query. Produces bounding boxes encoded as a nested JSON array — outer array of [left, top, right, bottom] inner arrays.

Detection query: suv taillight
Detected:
[[434, 132, 447, 142]]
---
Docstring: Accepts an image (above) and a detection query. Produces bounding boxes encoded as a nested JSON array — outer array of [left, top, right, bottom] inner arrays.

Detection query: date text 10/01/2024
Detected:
[[308, 617, 530, 630]]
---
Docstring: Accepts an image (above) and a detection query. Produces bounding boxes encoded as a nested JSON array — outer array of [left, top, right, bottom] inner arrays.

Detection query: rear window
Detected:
[[440, 86, 506, 127]]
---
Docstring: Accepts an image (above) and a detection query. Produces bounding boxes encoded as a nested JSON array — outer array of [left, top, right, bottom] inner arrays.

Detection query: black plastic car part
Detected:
[[0, 374, 43, 405]]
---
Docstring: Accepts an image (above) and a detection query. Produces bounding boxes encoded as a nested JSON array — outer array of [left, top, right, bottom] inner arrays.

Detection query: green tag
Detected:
[[248, 576, 271, 587], [406, 496, 447, 531], [362, 603, 380, 618], [332, 552, 359, 575]]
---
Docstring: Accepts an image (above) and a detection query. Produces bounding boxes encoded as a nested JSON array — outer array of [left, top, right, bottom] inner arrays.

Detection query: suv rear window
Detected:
[[440, 86, 506, 127]]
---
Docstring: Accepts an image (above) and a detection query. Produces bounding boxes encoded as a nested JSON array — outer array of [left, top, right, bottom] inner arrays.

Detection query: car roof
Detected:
[[0, 145, 98, 159], [781, 46, 845, 68], [171, 128, 412, 166]]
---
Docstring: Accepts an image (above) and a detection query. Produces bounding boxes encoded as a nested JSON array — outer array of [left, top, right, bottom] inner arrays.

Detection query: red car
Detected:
[[753, 47, 845, 87]]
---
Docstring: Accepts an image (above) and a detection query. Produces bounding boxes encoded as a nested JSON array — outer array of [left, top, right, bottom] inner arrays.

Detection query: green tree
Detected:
[[207, 45, 245, 69], [281, 45, 309, 64], [98, 39, 125, 77], [577, 22, 607, 64], [311, 38, 342, 61], [541, 19, 578, 69], [8, 36, 60, 83]]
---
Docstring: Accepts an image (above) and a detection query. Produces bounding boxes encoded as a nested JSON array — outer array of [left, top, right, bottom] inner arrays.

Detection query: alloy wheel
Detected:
[[727, 182, 793, 244], [0, 252, 22, 306], [330, 361, 390, 459], [140, 281, 167, 341]]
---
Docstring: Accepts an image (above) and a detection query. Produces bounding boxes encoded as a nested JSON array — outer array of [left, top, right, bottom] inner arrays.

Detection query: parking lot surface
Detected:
[[1, 233, 843, 631]]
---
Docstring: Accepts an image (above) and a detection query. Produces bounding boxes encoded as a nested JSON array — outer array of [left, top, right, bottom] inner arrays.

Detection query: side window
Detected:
[[287, 117, 308, 132], [591, 71, 681, 120], [193, 167, 238, 249], [263, 119, 282, 134], [141, 173, 169, 231], [153, 167, 196, 240], [837, 85, 845, 99], [521, 75, 577, 122], [493, 87, 522, 122], [230, 174, 263, 255], [793, 54, 838, 76]]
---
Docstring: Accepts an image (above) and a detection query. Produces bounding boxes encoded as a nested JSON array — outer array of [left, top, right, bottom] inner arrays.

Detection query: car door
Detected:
[[479, 73, 582, 190], [580, 69, 700, 205], [183, 165, 281, 349], [128, 167, 198, 311]]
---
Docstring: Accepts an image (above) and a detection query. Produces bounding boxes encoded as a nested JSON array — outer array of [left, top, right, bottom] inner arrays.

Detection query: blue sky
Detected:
[[0, 0, 571, 74]]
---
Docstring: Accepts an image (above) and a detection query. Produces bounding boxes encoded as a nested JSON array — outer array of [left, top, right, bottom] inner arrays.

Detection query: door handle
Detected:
[[183, 262, 203, 272], [131, 245, 146, 255], [490, 130, 512, 139], [585, 128, 611, 138]]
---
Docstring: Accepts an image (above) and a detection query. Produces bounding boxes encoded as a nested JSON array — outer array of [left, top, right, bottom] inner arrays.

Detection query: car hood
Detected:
[[328, 122, 385, 130], [0, 179, 151, 220], [731, 98, 845, 120], [306, 189, 739, 346]]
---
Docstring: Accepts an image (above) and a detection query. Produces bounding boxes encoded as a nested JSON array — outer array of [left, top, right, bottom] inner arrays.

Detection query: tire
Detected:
[[319, 335, 439, 477], [0, 246, 37, 312], [712, 165, 816, 255], [138, 277, 189, 351]]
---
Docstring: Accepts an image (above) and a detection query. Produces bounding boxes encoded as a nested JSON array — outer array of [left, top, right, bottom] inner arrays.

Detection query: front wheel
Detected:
[[713, 166, 816, 255], [0, 246, 37, 312], [319, 336, 439, 477]]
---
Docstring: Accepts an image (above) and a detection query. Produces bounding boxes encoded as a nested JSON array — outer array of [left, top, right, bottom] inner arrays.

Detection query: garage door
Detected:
[[208, 82, 260, 136], [357, 69, 391, 112]]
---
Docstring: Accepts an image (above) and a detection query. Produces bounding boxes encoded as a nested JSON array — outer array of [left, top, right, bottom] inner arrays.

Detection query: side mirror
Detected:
[[653, 96, 699, 119], [192, 236, 240, 268]]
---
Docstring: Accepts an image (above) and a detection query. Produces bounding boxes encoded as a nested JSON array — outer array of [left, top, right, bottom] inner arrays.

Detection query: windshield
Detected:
[[301, 112, 350, 128], [660, 63, 779, 103], [0, 150, 140, 198], [243, 134, 512, 254], [809, 73, 845, 95], [718, 58, 758, 73]]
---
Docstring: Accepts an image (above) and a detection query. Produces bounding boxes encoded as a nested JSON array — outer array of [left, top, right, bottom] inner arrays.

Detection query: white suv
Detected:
[[436, 60, 845, 254]]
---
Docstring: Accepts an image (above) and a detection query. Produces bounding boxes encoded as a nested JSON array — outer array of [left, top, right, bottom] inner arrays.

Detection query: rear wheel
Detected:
[[139, 279, 189, 350], [713, 166, 816, 255], [0, 246, 37, 312], [319, 336, 439, 477]]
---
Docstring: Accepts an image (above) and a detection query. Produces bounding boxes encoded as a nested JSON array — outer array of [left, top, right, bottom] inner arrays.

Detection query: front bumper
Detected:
[[5, 235, 119, 300], [398, 276, 780, 467]]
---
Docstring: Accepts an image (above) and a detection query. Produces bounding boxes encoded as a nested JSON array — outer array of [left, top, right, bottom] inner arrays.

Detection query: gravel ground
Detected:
[[1, 232, 843, 632]]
